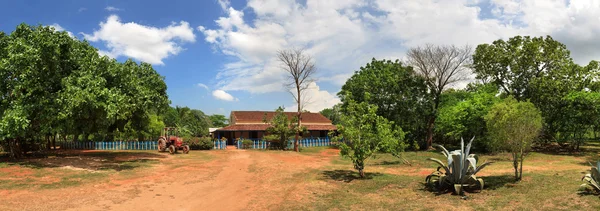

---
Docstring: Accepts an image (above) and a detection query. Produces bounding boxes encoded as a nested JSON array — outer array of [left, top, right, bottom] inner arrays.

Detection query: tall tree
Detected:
[[406, 44, 472, 149], [277, 48, 316, 152], [472, 35, 597, 142], [472, 35, 572, 100], [485, 97, 543, 181], [209, 114, 229, 127], [339, 59, 431, 146]]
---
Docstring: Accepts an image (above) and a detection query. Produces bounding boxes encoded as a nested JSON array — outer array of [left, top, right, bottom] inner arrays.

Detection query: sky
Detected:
[[1, 0, 600, 117]]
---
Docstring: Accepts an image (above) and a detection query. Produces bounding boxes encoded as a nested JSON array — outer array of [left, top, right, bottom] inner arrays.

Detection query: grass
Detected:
[[277, 146, 600, 210]]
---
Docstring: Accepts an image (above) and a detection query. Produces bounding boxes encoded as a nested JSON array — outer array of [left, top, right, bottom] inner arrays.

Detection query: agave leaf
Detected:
[[433, 144, 450, 158], [465, 136, 474, 158], [454, 184, 463, 194], [427, 158, 450, 173], [477, 178, 485, 191], [473, 161, 493, 175], [467, 157, 477, 172]]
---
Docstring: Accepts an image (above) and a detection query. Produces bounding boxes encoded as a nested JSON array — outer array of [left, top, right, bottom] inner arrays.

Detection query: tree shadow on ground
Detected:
[[373, 160, 401, 166], [0, 150, 167, 171], [321, 170, 383, 183], [484, 175, 516, 190]]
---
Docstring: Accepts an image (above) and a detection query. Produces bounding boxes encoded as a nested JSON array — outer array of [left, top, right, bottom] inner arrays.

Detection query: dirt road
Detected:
[[1, 149, 338, 211]]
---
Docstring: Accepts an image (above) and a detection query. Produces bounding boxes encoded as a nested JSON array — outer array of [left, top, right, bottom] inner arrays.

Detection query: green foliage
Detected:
[[435, 84, 500, 152], [556, 91, 600, 150], [338, 59, 431, 147], [209, 114, 228, 127], [580, 161, 600, 194], [0, 23, 168, 157], [333, 94, 405, 178], [473, 35, 600, 145], [264, 107, 303, 150], [162, 106, 212, 138], [485, 97, 543, 181], [186, 137, 213, 150], [241, 139, 254, 149], [472, 35, 572, 100], [426, 137, 492, 194], [319, 104, 342, 125]]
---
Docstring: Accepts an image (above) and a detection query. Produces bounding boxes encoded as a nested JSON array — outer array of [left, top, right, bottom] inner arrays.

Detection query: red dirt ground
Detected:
[[0, 149, 338, 211]]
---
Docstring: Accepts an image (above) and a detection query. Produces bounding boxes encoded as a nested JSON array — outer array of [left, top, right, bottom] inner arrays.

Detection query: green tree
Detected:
[[472, 35, 572, 100], [0, 24, 169, 157], [264, 107, 303, 150], [485, 97, 542, 181], [334, 93, 405, 178], [339, 59, 430, 147], [435, 83, 500, 152], [473, 35, 598, 143], [209, 114, 229, 127], [319, 104, 342, 125], [557, 91, 600, 150]]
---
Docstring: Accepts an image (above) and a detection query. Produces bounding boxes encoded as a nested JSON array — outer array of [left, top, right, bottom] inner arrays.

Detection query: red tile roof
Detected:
[[216, 124, 337, 131], [231, 111, 332, 124]]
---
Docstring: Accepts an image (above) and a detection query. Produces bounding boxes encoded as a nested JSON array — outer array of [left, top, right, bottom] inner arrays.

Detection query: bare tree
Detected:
[[277, 48, 317, 152], [406, 44, 472, 149]]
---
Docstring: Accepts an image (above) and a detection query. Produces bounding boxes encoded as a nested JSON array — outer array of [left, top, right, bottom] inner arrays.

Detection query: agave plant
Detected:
[[580, 161, 600, 194], [425, 137, 493, 194]]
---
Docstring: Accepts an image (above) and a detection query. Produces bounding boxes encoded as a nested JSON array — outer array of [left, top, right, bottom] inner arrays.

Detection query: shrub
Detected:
[[241, 140, 253, 149], [186, 137, 213, 150], [426, 137, 492, 194]]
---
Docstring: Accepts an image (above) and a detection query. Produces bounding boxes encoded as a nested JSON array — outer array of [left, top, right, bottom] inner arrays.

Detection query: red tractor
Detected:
[[158, 127, 190, 154]]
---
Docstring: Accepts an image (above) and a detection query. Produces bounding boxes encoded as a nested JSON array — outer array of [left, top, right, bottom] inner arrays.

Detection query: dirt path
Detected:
[[1, 149, 337, 211]]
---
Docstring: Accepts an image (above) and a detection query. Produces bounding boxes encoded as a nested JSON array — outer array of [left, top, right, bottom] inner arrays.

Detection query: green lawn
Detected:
[[278, 147, 600, 211]]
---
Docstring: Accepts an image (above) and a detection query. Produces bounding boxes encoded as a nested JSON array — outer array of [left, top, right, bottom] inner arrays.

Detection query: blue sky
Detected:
[[1, 0, 598, 117]]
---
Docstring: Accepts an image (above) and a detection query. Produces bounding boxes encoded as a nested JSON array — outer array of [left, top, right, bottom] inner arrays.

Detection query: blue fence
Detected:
[[236, 137, 331, 149], [59, 140, 229, 150], [59, 141, 158, 150], [213, 140, 227, 150]]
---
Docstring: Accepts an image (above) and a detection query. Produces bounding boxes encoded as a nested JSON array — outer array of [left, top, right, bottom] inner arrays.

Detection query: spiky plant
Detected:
[[425, 137, 493, 194], [580, 161, 600, 194]]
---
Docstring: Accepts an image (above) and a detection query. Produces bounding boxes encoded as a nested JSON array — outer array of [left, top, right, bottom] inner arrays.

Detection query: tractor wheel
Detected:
[[183, 145, 190, 154], [158, 138, 166, 152], [168, 145, 176, 154]]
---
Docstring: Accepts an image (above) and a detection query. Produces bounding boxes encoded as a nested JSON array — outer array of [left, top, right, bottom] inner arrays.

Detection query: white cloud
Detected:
[[78, 7, 87, 12], [197, 83, 209, 90], [105, 6, 121, 12], [200, 0, 600, 104], [212, 89, 238, 101], [49, 24, 75, 38], [218, 0, 230, 11], [82, 15, 195, 65], [285, 82, 341, 112]]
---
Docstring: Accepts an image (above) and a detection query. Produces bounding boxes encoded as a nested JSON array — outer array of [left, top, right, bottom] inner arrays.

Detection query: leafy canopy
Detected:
[[334, 93, 405, 177]]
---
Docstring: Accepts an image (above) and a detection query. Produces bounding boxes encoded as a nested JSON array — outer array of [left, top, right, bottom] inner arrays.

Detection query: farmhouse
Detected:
[[214, 111, 337, 145]]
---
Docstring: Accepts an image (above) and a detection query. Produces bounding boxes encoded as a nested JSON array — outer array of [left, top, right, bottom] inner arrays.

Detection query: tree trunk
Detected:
[[512, 152, 519, 181], [52, 134, 56, 150], [46, 135, 51, 150], [425, 97, 440, 149], [295, 86, 301, 152], [9, 138, 23, 160], [359, 169, 365, 178], [519, 152, 524, 180]]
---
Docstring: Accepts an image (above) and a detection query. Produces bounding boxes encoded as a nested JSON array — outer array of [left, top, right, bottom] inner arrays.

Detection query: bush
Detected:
[[241, 140, 253, 149], [186, 137, 213, 150]]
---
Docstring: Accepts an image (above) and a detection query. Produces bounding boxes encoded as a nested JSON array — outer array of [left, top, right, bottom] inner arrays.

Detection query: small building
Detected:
[[214, 111, 337, 145]]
